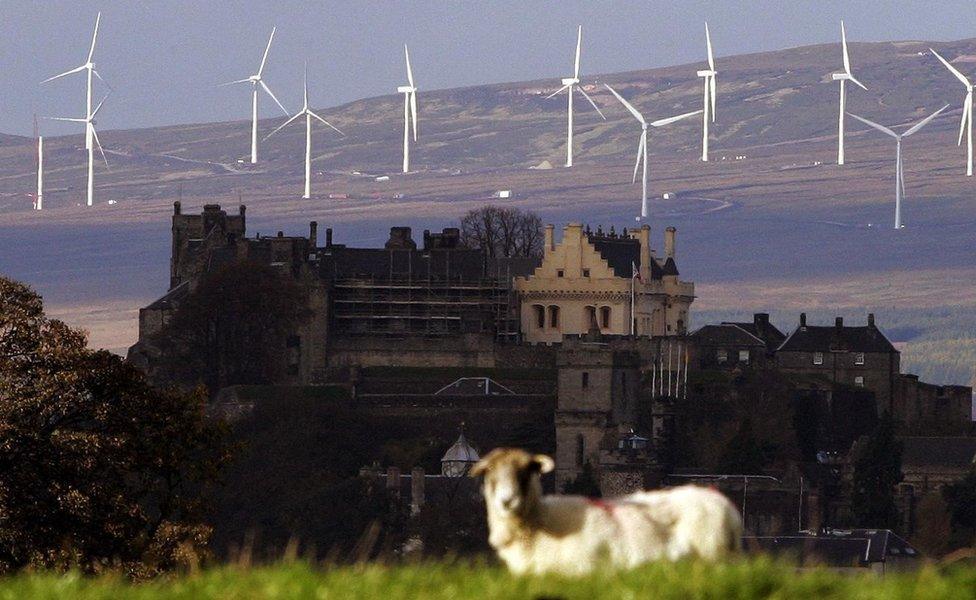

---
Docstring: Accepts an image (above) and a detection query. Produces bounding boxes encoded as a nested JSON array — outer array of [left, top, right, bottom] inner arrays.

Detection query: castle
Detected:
[[131, 203, 973, 535]]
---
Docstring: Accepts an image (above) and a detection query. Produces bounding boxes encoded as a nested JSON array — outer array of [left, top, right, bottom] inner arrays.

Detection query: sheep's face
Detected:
[[470, 448, 554, 518]]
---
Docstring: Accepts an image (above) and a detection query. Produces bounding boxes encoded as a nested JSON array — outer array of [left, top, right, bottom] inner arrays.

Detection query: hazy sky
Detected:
[[3, 0, 976, 136]]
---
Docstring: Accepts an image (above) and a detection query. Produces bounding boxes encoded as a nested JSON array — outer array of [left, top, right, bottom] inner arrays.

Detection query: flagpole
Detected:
[[630, 262, 636, 336]]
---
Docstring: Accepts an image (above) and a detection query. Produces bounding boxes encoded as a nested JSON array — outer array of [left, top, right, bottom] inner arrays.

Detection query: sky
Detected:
[[2, 0, 976, 136]]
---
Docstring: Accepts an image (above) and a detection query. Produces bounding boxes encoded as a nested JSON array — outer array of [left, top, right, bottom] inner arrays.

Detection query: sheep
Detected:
[[470, 448, 743, 576]]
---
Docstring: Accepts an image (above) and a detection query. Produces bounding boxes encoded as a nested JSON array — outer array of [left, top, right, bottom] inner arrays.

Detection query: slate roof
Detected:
[[901, 437, 976, 470], [587, 234, 665, 279], [747, 529, 919, 566], [778, 324, 898, 354], [725, 320, 787, 348], [690, 324, 767, 347]]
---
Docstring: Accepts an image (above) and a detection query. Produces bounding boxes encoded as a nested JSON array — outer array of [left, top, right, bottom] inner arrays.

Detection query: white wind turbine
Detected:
[[397, 45, 419, 173], [547, 25, 606, 167], [49, 97, 110, 208], [264, 63, 345, 199], [605, 85, 701, 220], [42, 12, 106, 157], [832, 21, 868, 165], [696, 22, 717, 162], [848, 105, 949, 229], [222, 27, 290, 164], [930, 48, 973, 176]]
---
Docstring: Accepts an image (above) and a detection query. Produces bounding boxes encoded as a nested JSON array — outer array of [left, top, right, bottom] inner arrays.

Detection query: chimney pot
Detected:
[[309, 221, 318, 248], [239, 205, 246, 216], [835, 317, 844, 328], [800, 313, 807, 327], [326, 228, 333, 247], [544, 224, 555, 253], [664, 226, 676, 259], [868, 313, 875, 327], [173, 201, 181, 215], [277, 231, 284, 238]]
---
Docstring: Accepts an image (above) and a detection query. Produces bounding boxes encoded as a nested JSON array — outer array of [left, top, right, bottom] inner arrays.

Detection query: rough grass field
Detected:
[[1, 560, 974, 600]]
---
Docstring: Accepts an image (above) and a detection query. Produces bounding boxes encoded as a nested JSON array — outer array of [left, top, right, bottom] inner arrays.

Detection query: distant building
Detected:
[[689, 313, 785, 370], [515, 223, 694, 344], [747, 529, 921, 574]]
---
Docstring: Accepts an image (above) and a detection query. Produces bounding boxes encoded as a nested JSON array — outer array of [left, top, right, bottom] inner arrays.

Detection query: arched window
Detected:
[[532, 305, 545, 329], [585, 306, 597, 330], [548, 305, 560, 328], [600, 306, 611, 329]]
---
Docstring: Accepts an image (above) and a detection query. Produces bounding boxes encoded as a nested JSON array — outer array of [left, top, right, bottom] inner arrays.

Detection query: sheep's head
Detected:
[[470, 448, 554, 519]]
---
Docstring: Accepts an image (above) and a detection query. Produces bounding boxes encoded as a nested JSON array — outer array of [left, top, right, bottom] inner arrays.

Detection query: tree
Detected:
[[943, 471, 976, 550], [150, 259, 312, 392], [717, 418, 766, 475], [850, 414, 903, 529], [0, 276, 228, 576], [459, 206, 543, 258]]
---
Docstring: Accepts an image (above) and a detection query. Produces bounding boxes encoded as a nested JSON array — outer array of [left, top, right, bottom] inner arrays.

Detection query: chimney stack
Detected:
[[664, 227, 676, 259], [173, 200, 181, 216], [868, 313, 875, 327], [754, 313, 769, 335], [544, 224, 555, 254], [835, 317, 844, 329], [800, 313, 807, 328], [309, 221, 318, 248], [325, 228, 333, 247], [410, 467, 425, 515]]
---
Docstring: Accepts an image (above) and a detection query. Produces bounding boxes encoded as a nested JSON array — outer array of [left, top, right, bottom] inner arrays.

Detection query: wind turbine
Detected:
[[605, 85, 701, 220], [930, 48, 973, 176], [848, 105, 948, 229], [49, 97, 110, 208], [832, 21, 868, 165], [42, 12, 106, 155], [397, 45, 419, 173], [547, 25, 606, 167], [221, 27, 290, 164], [264, 63, 345, 199], [696, 22, 717, 162], [34, 115, 43, 211]]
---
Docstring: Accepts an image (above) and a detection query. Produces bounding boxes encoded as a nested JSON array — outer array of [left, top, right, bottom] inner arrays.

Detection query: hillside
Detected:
[[0, 36, 974, 387]]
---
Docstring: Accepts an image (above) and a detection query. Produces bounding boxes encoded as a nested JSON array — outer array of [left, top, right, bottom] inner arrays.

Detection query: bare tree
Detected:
[[460, 206, 543, 258]]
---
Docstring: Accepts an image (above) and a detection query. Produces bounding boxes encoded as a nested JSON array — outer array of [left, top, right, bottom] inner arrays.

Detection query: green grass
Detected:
[[1, 560, 974, 600]]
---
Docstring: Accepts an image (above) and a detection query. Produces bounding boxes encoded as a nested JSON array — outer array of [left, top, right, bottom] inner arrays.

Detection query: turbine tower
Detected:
[[36, 135, 43, 211], [848, 105, 948, 229], [50, 98, 110, 208], [221, 27, 289, 164], [264, 63, 345, 199], [547, 25, 606, 167], [397, 45, 419, 173], [832, 21, 867, 165], [605, 85, 701, 220], [696, 22, 717, 162], [930, 48, 973, 176]]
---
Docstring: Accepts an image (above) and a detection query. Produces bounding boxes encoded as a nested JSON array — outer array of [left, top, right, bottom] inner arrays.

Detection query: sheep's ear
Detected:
[[532, 454, 555, 474], [469, 458, 490, 478]]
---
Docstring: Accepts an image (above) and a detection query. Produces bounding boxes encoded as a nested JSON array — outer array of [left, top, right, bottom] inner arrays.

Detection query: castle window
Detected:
[[582, 372, 589, 389], [585, 306, 597, 329], [738, 350, 750, 364], [533, 305, 545, 329], [813, 352, 824, 365], [548, 305, 560, 328], [600, 306, 611, 329], [717, 349, 728, 364], [582, 268, 590, 278], [854, 352, 865, 365], [854, 376, 864, 387], [576, 434, 585, 467], [557, 269, 564, 278]]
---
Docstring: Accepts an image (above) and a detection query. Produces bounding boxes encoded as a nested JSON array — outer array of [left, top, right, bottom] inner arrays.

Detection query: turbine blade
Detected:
[[848, 75, 868, 91], [405, 45, 415, 88], [705, 22, 715, 71], [303, 60, 309, 110], [87, 12, 101, 63], [309, 110, 345, 136], [545, 84, 571, 99], [574, 25, 582, 79], [650, 110, 703, 127], [632, 134, 645, 184], [930, 48, 972, 87], [604, 84, 644, 124], [263, 112, 303, 141], [410, 91, 418, 140], [91, 125, 109, 169], [218, 78, 252, 87], [841, 20, 851, 75], [92, 69, 113, 92], [258, 26, 276, 77], [576, 87, 606, 119], [41, 64, 86, 84], [710, 75, 717, 121], [847, 112, 898, 138], [47, 117, 87, 122], [260, 80, 290, 116], [958, 96, 971, 146], [903, 104, 949, 137], [91, 95, 108, 117]]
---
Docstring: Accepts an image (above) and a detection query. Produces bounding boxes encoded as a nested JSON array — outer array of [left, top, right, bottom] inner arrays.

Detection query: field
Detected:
[[1, 560, 974, 599]]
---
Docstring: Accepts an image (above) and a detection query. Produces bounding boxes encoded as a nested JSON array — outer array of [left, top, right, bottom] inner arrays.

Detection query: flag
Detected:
[[632, 261, 642, 282]]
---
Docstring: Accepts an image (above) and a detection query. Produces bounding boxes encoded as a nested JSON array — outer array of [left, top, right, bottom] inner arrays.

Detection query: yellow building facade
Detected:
[[515, 223, 694, 344]]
